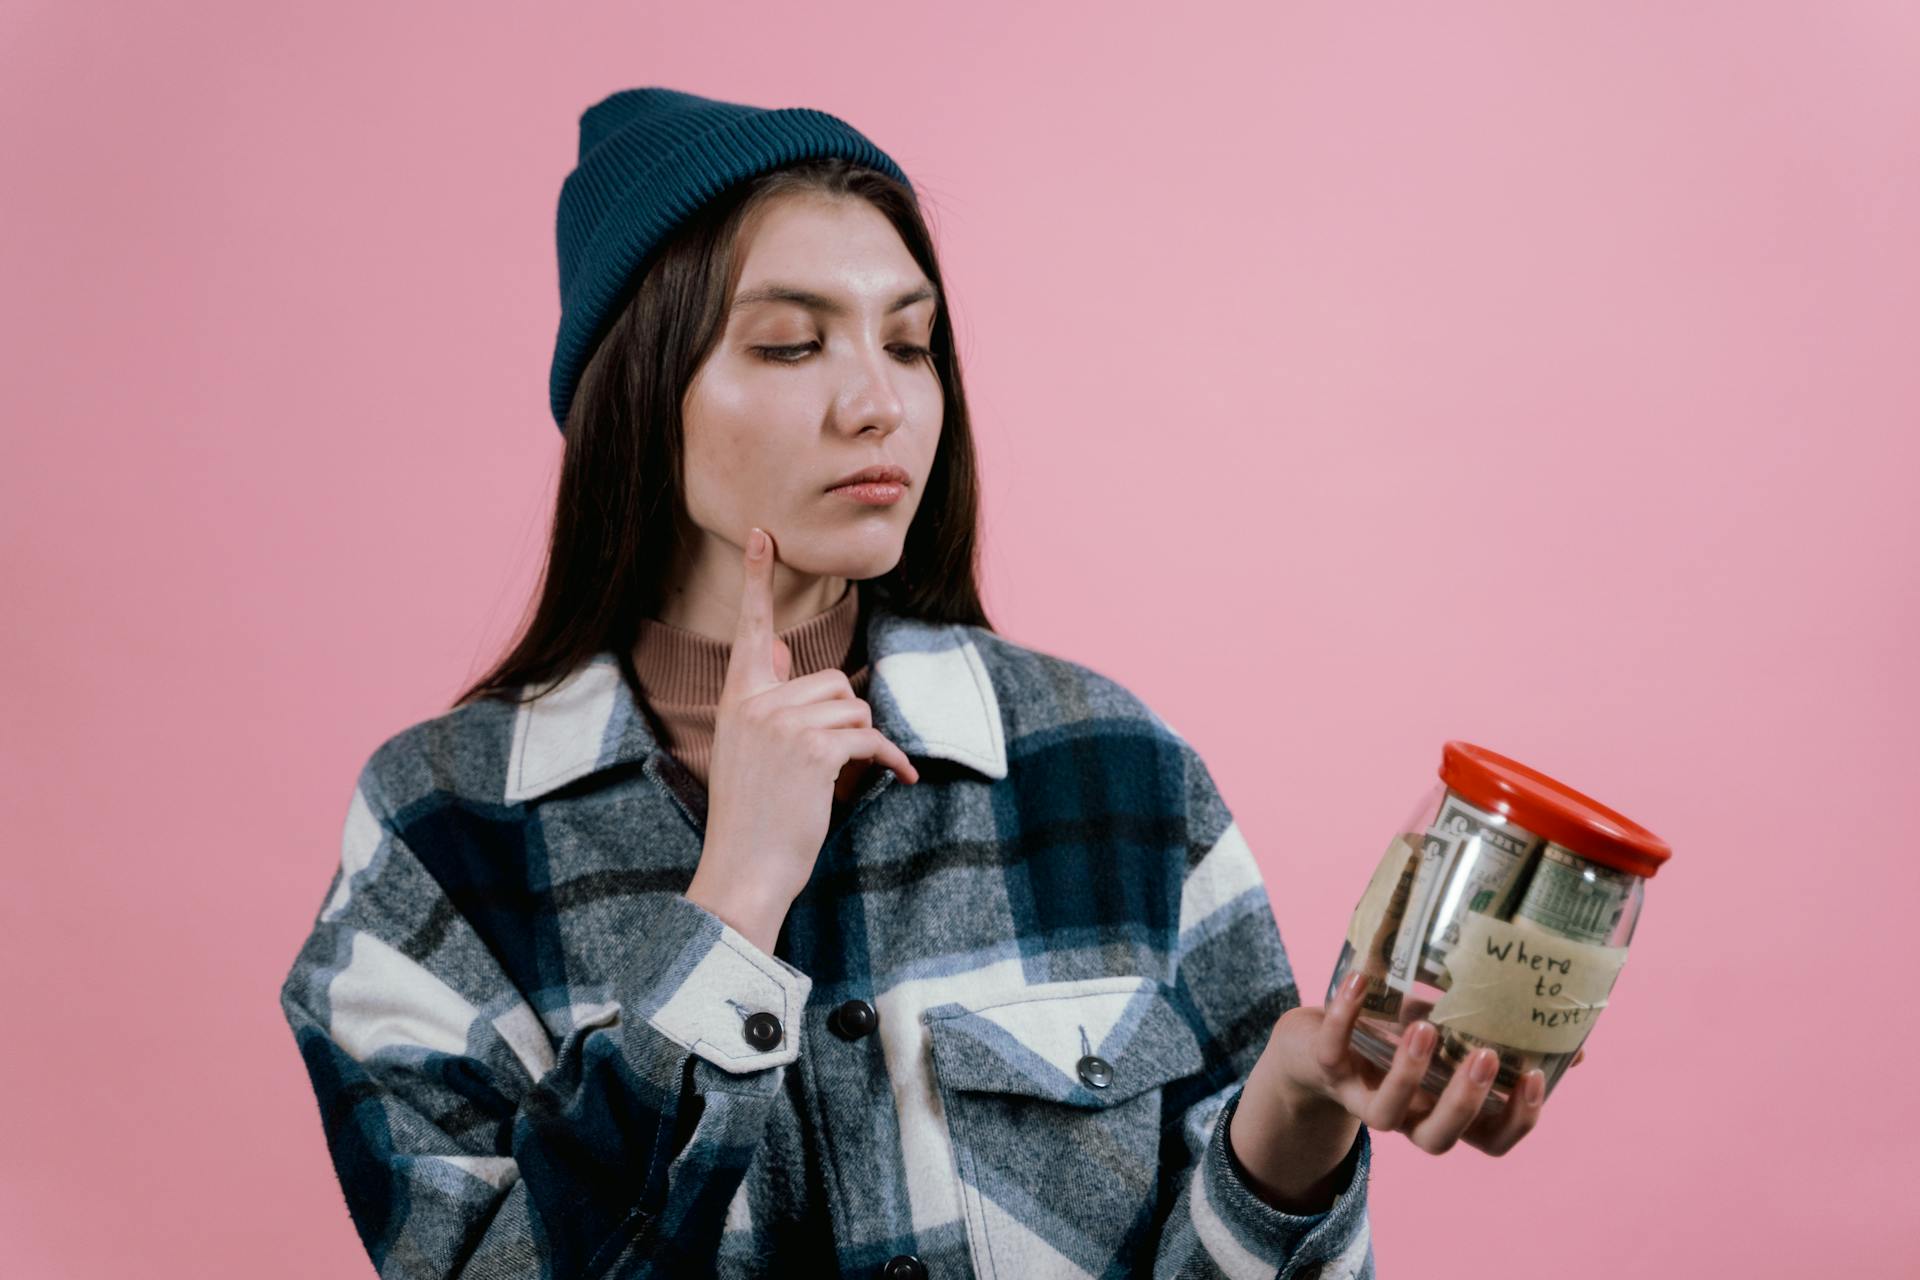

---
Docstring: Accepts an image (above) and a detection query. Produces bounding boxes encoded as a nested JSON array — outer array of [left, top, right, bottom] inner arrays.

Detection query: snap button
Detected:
[[1077, 1054, 1113, 1089], [829, 998, 879, 1041], [881, 1255, 927, 1280], [742, 1011, 783, 1051]]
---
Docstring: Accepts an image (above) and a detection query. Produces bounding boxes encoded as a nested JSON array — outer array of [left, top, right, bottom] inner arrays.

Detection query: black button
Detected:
[[829, 998, 879, 1040], [881, 1255, 927, 1280], [1077, 1054, 1112, 1089], [742, 1011, 783, 1051]]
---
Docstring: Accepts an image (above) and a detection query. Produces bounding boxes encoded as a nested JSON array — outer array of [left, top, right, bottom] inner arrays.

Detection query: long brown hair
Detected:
[[452, 158, 992, 710]]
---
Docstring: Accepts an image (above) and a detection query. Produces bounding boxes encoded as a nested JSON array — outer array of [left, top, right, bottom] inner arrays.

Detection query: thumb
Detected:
[[724, 527, 782, 696]]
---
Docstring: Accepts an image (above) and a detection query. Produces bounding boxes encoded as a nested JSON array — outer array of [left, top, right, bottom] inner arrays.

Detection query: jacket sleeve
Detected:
[[1151, 744, 1376, 1280], [279, 756, 806, 1279]]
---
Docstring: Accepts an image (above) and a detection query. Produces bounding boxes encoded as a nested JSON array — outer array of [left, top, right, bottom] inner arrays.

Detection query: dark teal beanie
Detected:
[[549, 86, 914, 433]]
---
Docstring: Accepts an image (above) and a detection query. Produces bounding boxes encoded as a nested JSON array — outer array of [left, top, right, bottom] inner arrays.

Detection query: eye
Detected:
[[753, 343, 817, 364], [751, 342, 935, 366]]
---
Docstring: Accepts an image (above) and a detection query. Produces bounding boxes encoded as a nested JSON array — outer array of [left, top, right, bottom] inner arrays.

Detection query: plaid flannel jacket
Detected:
[[280, 606, 1376, 1279]]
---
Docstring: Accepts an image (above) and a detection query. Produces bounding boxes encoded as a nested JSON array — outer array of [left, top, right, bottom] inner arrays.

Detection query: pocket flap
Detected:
[[923, 975, 1206, 1107]]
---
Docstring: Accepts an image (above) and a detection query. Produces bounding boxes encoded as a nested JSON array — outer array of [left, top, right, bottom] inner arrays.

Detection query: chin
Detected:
[[781, 539, 904, 583]]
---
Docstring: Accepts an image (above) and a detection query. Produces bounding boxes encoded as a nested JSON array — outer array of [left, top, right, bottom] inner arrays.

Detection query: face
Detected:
[[678, 192, 944, 589]]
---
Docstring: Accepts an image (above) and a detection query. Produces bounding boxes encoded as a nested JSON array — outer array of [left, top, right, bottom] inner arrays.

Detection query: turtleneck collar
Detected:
[[631, 579, 865, 706]]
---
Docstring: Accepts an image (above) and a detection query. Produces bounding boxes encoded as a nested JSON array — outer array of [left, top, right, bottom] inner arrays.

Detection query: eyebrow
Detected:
[[730, 281, 939, 318]]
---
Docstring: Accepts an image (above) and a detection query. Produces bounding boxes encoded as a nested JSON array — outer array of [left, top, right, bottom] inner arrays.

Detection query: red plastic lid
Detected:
[[1437, 741, 1672, 879]]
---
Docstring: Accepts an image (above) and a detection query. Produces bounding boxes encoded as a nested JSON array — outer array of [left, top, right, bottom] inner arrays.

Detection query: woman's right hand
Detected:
[[684, 526, 919, 953]]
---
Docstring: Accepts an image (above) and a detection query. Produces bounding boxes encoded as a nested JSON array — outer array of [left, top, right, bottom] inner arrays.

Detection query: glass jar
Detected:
[[1326, 741, 1672, 1116]]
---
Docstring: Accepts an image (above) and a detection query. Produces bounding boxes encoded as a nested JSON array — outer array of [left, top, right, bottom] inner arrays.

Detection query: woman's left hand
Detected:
[[1276, 970, 1580, 1157], [1230, 970, 1589, 1210]]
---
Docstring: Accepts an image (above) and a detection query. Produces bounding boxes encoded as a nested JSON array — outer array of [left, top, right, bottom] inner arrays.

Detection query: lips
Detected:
[[826, 464, 910, 491]]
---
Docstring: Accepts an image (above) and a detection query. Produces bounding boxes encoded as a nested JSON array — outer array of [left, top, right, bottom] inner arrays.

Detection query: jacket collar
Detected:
[[502, 606, 1008, 804]]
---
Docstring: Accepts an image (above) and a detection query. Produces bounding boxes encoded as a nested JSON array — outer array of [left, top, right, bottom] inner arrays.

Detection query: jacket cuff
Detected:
[[613, 892, 812, 1075], [1194, 1085, 1372, 1276]]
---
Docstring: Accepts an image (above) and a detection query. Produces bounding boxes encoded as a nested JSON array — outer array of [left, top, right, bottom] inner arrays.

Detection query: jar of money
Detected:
[[1326, 741, 1671, 1115]]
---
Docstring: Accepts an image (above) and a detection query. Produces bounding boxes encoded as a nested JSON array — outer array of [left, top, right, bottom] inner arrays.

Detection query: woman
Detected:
[[280, 86, 1556, 1280]]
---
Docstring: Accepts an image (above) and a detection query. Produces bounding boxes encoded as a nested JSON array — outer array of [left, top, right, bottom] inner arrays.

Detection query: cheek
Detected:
[[682, 401, 792, 527], [687, 361, 802, 458]]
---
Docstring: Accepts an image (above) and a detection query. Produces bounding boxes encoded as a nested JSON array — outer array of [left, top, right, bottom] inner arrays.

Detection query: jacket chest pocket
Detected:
[[923, 975, 1208, 1280]]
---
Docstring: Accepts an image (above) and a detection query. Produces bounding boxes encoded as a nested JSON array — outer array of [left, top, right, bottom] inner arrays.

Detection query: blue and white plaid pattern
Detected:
[[280, 607, 1375, 1278]]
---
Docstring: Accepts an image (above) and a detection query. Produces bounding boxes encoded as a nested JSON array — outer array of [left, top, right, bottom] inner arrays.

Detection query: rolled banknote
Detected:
[[1422, 793, 1545, 985], [1388, 792, 1543, 994], [1513, 841, 1637, 945]]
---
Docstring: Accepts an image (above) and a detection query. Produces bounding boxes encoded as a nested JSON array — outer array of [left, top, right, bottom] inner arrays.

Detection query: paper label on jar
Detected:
[[1345, 833, 1417, 964], [1427, 912, 1629, 1054]]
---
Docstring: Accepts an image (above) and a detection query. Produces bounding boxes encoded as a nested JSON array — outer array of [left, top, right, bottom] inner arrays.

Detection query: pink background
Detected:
[[4, 2, 1915, 1274]]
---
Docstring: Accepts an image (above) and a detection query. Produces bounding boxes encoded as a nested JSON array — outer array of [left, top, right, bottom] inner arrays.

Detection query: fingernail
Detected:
[[748, 528, 766, 558], [1342, 972, 1366, 1001], [1409, 1023, 1436, 1057], [1525, 1071, 1545, 1106], [1471, 1049, 1498, 1085]]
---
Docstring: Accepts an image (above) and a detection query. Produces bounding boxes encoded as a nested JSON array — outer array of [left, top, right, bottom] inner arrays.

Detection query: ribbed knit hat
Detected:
[[549, 86, 914, 433]]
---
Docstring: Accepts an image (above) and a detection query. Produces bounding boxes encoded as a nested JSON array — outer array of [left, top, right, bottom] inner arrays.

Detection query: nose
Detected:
[[831, 341, 910, 438]]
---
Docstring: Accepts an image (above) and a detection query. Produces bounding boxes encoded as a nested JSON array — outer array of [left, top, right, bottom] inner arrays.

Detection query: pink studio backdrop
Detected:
[[4, 3, 1915, 1276]]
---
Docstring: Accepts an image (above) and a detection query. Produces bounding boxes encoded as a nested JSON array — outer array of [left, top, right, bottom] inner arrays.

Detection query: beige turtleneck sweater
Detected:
[[630, 581, 877, 816]]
